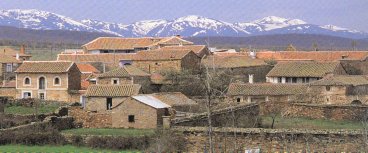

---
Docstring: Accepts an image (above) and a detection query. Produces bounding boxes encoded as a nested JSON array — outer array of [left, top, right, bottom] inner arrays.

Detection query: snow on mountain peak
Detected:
[[250, 16, 307, 31]]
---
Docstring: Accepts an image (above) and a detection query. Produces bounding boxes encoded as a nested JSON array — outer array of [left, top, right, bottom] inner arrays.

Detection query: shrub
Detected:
[[70, 135, 84, 147], [86, 136, 150, 150]]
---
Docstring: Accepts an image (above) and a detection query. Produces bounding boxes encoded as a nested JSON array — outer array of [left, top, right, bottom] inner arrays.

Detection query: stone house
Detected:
[[96, 65, 150, 85], [111, 95, 171, 129], [76, 63, 100, 90], [81, 36, 193, 54], [202, 54, 273, 83], [0, 80, 16, 99], [130, 50, 201, 74], [227, 83, 308, 103], [15, 61, 81, 103], [0, 54, 22, 82], [266, 61, 347, 84], [1, 45, 32, 61], [308, 75, 368, 105], [84, 84, 141, 112]]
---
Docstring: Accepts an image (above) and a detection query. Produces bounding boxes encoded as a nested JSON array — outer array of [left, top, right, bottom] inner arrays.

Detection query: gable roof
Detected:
[[310, 75, 368, 86], [256, 51, 368, 61], [151, 92, 197, 106], [85, 84, 141, 97], [132, 95, 171, 109], [57, 54, 135, 64], [227, 83, 308, 96], [0, 54, 22, 63], [202, 55, 267, 68], [82, 36, 193, 51], [267, 61, 342, 77], [0, 47, 31, 57], [132, 50, 196, 61], [155, 45, 206, 56], [15, 61, 74, 73], [97, 65, 150, 78], [77, 63, 100, 73]]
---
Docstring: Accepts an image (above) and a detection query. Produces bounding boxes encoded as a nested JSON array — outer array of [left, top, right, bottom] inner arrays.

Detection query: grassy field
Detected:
[[4, 103, 61, 115], [262, 115, 364, 129], [61, 128, 156, 137], [0, 145, 137, 153]]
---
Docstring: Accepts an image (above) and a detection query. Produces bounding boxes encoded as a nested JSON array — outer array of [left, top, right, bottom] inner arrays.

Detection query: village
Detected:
[[0, 35, 368, 152]]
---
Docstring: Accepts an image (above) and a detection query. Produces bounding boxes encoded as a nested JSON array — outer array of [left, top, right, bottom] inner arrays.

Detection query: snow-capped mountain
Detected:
[[0, 9, 367, 39]]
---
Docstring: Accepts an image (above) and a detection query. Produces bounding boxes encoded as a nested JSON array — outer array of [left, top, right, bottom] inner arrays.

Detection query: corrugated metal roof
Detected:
[[132, 95, 171, 109]]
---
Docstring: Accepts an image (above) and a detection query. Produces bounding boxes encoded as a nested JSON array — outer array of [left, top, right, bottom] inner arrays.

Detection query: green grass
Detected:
[[4, 103, 61, 115], [0, 145, 138, 153], [61, 128, 155, 137], [262, 115, 364, 129]]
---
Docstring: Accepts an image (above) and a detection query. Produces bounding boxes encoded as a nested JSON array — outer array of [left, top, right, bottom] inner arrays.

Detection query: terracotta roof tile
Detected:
[[267, 61, 342, 77], [151, 92, 197, 106], [85, 84, 141, 97], [155, 45, 206, 55], [77, 63, 100, 73], [256, 51, 368, 61], [132, 50, 195, 61], [82, 36, 193, 51], [227, 83, 308, 96], [0, 54, 21, 63], [0, 47, 31, 57], [57, 54, 135, 63], [98, 65, 150, 78], [15, 61, 74, 73], [310, 75, 368, 86], [202, 55, 267, 68]]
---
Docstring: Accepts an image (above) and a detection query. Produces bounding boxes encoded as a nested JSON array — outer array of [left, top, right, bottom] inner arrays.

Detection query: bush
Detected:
[[70, 135, 84, 147], [86, 136, 150, 150]]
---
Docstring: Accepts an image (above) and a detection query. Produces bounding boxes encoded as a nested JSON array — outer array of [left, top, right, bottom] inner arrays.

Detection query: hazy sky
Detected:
[[0, 0, 367, 31]]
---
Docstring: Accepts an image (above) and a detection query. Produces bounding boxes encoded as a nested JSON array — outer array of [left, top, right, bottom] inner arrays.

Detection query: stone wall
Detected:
[[0, 87, 16, 99], [173, 103, 260, 128], [174, 126, 367, 152], [68, 106, 112, 128], [283, 103, 368, 121]]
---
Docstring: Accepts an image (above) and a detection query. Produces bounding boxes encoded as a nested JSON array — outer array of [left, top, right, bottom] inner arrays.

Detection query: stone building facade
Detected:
[[111, 95, 170, 128], [15, 61, 81, 103], [96, 65, 150, 86], [0, 54, 22, 82], [131, 50, 201, 74]]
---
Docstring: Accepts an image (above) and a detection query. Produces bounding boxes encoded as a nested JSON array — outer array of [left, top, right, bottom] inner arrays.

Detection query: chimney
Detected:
[[249, 74, 254, 84], [16, 53, 20, 60], [20, 45, 25, 54]]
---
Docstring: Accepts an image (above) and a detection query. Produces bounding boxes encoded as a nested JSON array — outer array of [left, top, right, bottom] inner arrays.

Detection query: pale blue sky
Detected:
[[0, 0, 367, 31]]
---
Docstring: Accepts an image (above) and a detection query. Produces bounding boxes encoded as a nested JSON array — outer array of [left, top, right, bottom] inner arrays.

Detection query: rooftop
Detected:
[[76, 63, 100, 73], [132, 95, 171, 109], [256, 51, 368, 61], [132, 49, 195, 61], [202, 54, 267, 68], [266, 61, 342, 77], [97, 65, 150, 78], [15, 61, 74, 73], [310, 75, 368, 86], [151, 92, 197, 106], [85, 84, 141, 97], [227, 83, 308, 96]]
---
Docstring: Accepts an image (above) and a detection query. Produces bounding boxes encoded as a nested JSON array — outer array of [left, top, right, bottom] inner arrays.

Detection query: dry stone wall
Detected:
[[68, 106, 112, 128]]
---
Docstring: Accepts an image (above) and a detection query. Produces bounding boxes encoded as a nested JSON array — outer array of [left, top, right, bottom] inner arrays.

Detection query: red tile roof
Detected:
[[77, 63, 100, 73], [255, 51, 368, 61]]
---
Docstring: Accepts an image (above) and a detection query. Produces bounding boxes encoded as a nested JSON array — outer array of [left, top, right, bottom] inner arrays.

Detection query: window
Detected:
[[39, 77, 46, 89], [24, 77, 31, 85], [6, 64, 12, 72], [23, 92, 31, 98], [39, 93, 45, 100], [54, 77, 61, 86], [236, 97, 241, 103], [292, 78, 297, 83], [106, 98, 112, 110], [128, 115, 135, 122], [326, 86, 331, 91], [277, 77, 282, 83], [112, 78, 119, 85]]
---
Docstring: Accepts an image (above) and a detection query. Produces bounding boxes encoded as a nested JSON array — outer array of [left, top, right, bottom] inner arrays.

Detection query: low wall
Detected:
[[283, 103, 368, 121], [173, 103, 260, 128], [174, 126, 367, 152], [68, 106, 112, 128], [0, 116, 74, 132]]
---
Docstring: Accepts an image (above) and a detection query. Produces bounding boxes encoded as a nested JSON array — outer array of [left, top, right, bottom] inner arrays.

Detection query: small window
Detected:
[[236, 97, 241, 103], [155, 62, 159, 65], [23, 92, 31, 98], [106, 98, 112, 110], [54, 77, 61, 86], [326, 86, 331, 91], [24, 77, 31, 85], [39, 93, 45, 100], [292, 78, 297, 83], [6, 64, 12, 72], [277, 77, 282, 83], [128, 115, 135, 122], [112, 79, 119, 85]]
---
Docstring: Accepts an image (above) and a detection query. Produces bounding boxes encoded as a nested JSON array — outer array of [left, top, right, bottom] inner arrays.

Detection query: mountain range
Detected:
[[0, 9, 367, 39]]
